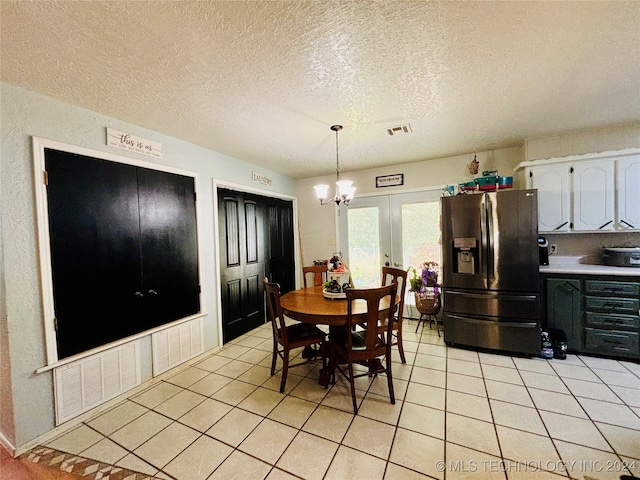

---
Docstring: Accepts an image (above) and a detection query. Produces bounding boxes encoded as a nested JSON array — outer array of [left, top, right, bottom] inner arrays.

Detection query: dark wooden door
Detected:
[[218, 189, 265, 342], [45, 148, 200, 359], [265, 199, 295, 293]]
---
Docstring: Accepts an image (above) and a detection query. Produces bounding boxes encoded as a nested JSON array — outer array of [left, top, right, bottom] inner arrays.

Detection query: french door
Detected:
[[338, 190, 442, 310]]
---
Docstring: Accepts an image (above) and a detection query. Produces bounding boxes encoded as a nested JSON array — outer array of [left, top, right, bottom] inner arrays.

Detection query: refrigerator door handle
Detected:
[[481, 194, 492, 288]]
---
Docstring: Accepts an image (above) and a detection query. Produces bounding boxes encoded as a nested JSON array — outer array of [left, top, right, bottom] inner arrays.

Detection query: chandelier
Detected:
[[313, 125, 356, 206]]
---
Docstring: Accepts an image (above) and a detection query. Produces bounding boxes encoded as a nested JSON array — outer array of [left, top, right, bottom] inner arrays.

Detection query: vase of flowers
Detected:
[[407, 262, 441, 315]]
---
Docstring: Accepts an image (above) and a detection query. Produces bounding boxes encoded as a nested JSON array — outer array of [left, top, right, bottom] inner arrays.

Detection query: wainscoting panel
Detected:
[[54, 341, 140, 425]]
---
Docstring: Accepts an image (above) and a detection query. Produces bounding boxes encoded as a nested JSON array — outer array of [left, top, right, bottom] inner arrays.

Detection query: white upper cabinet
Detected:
[[616, 155, 640, 231], [520, 149, 640, 233], [526, 164, 570, 232], [571, 160, 615, 231]]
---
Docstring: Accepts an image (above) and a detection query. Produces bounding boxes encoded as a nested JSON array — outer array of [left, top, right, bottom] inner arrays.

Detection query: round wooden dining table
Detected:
[[280, 285, 398, 327]]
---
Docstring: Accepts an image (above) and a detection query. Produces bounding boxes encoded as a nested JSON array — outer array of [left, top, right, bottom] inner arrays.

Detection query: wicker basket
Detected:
[[414, 293, 441, 316]]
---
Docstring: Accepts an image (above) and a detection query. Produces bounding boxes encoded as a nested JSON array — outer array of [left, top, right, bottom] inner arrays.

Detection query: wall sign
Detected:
[[376, 173, 404, 188], [106, 128, 162, 158], [252, 172, 272, 187]]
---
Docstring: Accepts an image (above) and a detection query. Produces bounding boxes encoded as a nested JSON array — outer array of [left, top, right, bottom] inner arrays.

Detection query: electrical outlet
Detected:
[[549, 244, 557, 255], [327, 238, 335, 246]]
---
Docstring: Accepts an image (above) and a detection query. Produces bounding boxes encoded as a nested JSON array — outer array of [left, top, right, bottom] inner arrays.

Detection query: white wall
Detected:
[[296, 146, 525, 266], [0, 82, 296, 449]]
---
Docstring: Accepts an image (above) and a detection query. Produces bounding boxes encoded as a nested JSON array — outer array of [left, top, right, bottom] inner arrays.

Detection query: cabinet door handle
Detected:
[[597, 220, 613, 230], [620, 219, 635, 229], [134, 291, 144, 298], [147, 289, 158, 295], [554, 222, 568, 231]]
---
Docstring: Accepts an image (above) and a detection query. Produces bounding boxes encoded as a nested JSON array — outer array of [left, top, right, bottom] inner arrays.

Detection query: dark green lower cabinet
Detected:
[[546, 279, 583, 351]]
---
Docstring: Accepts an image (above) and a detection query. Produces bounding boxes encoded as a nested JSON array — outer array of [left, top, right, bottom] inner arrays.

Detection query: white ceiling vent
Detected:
[[387, 124, 412, 136]]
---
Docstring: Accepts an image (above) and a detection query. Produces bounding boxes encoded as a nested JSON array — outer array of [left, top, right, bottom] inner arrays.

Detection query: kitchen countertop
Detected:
[[540, 256, 640, 277]]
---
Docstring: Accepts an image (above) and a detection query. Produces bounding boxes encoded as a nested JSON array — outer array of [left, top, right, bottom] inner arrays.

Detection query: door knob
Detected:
[[385, 261, 390, 266]]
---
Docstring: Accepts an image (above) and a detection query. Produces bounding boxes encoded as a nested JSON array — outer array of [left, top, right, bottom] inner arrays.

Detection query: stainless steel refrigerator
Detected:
[[441, 189, 541, 355]]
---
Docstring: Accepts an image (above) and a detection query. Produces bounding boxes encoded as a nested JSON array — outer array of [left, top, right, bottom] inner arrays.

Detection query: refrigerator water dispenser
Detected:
[[457, 250, 475, 274], [453, 237, 478, 274]]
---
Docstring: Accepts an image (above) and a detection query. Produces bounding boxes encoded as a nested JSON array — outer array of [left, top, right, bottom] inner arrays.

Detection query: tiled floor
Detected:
[[34, 319, 640, 480]]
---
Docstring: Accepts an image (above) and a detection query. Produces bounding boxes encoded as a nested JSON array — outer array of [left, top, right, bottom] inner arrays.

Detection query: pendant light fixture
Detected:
[[313, 125, 356, 206]]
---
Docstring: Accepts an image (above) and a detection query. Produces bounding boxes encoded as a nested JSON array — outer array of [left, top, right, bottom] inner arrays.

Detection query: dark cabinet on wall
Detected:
[[45, 148, 200, 359]]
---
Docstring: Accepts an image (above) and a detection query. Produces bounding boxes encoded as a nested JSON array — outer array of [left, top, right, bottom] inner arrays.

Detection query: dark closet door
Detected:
[[137, 168, 200, 330], [46, 149, 143, 358], [218, 189, 266, 343], [265, 199, 295, 293], [45, 148, 201, 359]]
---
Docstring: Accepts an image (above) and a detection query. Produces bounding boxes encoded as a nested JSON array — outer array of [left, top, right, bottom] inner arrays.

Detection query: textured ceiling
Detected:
[[1, 1, 639, 179]]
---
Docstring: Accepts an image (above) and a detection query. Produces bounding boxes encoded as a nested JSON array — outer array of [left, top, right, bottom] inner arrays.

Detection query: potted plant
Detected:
[[407, 262, 441, 315]]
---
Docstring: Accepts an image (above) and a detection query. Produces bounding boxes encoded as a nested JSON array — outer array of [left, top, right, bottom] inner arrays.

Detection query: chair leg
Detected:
[[280, 348, 289, 393], [270, 339, 278, 376], [396, 322, 406, 364], [348, 361, 358, 414], [386, 354, 395, 405]]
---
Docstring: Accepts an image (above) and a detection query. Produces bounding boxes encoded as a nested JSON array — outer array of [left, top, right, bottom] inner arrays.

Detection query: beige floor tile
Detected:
[[325, 445, 386, 480], [236, 335, 269, 348], [215, 359, 254, 378], [550, 363, 601, 382], [343, 415, 396, 459], [398, 402, 445, 439], [479, 352, 516, 369], [445, 443, 505, 480], [153, 389, 206, 419], [558, 354, 584, 366], [358, 392, 403, 425], [414, 353, 447, 371], [485, 380, 533, 407], [418, 343, 448, 357], [194, 353, 232, 372], [262, 371, 304, 394], [562, 377, 621, 404], [391, 347, 416, 364], [392, 361, 414, 381], [496, 425, 561, 467], [596, 422, 640, 460], [513, 357, 555, 375], [482, 364, 524, 385], [405, 382, 445, 410], [239, 418, 298, 464], [238, 364, 273, 386], [490, 400, 546, 435], [187, 372, 232, 396], [448, 390, 493, 423], [87, 400, 148, 436], [553, 440, 626, 480], [384, 462, 434, 479], [411, 365, 447, 388], [539, 410, 611, 451], [206, 408, 263, 447], [217, 343, 252, 359], [577, 397, 640, 429], [367, 375, 408, 399], [447, 348, 480, 362], [505, 467, 568, 480], [519, 371, 569, 394], [237, 348, 271, 365], [178, 397, 233, 432], [448, 358, 483, 378], [620, 360, 640, 376], [276, 431, 338, 480], [163, 434, 233, 480], [115, 453, 159, 476], [108, 411, 173, 451], [289, 377, 330, 403], [80, 437, 128, 464], [208, 450, 271, 480], [389, 427, 444, 479], [166, 366, 210, 388], [211, 379, 257, 405], [578, 355, 629, 372], [256, 338, 274, 352], [132, 382, 183, 409], [133, 422, 199, 468], [268, 395, 317, 428], [237, 386, 284, 416], [528, 388, 587, 418], [265, 467, 300, 480], [446, 413, 500, 456], [609, 384, 640, 407], [447, 372, 487, 397], [592, 368, 640, 389], [303, 404, 353, 443]]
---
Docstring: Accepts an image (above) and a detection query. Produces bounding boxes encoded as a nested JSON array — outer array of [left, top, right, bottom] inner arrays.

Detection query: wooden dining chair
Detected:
[[264, 278, 326, 393], [302, 264, 329, 288], [329, 283, 398, 414], [380, 266, 408, 363]]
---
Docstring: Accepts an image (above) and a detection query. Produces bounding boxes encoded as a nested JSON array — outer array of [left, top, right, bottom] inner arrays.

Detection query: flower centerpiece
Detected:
[[407, 262, 441, 315]]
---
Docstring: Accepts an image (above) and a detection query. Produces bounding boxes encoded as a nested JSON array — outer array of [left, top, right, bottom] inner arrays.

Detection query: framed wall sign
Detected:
[[376, 174, 404, 188]]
